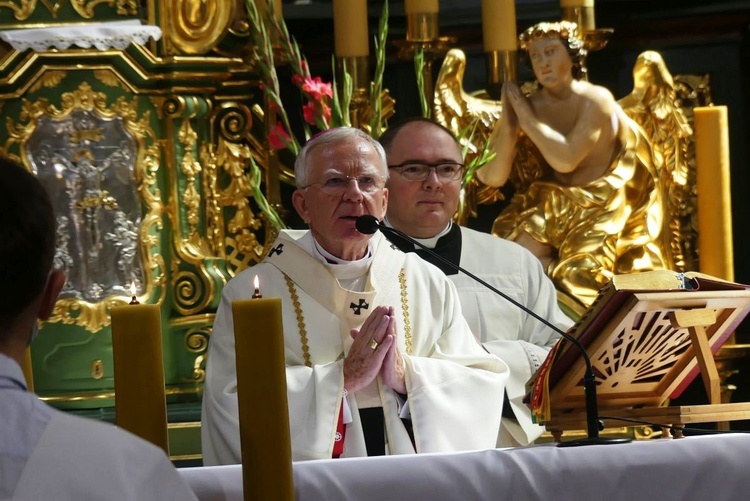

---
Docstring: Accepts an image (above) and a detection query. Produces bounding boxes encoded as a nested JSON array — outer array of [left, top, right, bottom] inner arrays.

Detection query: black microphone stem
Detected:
[[376, 221, 604, 442]]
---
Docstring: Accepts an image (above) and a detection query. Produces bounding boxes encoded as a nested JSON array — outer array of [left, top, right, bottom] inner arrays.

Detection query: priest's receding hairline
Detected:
[[294, 127, 388, 188]]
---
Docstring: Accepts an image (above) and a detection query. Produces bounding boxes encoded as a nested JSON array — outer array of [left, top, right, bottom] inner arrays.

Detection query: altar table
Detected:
[[179, 433, 750, 501]]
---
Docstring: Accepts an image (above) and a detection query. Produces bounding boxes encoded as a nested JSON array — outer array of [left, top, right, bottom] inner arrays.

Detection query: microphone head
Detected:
[[355, 215, 380, 235]]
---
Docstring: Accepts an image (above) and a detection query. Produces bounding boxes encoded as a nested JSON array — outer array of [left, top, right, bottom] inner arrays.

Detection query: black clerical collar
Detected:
[[384, 223, 462, 276]]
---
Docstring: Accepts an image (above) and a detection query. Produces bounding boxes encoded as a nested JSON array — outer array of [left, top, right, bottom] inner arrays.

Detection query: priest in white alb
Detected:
[[378, 118, 573, 447], [201, 127, 509, 463]]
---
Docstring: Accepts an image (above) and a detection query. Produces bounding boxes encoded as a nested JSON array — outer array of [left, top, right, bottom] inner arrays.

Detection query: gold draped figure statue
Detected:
[[436, 21, 693, 309]]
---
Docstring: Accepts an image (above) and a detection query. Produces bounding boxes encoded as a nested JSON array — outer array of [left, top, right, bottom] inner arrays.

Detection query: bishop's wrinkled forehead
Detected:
[[294, 127, 387, 188]]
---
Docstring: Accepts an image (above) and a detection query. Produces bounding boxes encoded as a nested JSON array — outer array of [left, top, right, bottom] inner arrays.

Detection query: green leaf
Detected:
[[414, 48, 430, 119]]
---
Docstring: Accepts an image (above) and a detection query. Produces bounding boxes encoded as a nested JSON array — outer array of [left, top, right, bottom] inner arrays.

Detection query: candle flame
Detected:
[[130, 281, 137, 296], [254, 275, 260, 290]]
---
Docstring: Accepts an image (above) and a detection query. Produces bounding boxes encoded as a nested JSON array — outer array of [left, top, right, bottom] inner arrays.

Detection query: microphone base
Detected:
[[556, 437, 632, 447]]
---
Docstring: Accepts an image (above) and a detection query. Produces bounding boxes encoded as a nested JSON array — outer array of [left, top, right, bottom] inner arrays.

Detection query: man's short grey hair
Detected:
[[294, 127, 389, 188]]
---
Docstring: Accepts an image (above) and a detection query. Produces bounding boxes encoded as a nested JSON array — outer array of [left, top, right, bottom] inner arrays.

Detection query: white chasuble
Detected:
[[201, 230, 509, 464]]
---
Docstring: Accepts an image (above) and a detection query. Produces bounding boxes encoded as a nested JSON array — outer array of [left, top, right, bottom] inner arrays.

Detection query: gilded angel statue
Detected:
[[435, 21, 692, 309]]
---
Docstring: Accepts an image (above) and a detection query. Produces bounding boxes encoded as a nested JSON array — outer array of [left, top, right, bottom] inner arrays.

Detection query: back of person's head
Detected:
[[294, 127, 388, 188], [0, 158, 56, 334], [378, 117, 460, 154]]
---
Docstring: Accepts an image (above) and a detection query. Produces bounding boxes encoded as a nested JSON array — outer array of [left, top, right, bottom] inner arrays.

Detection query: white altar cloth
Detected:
[[179, 434, 750, 501]]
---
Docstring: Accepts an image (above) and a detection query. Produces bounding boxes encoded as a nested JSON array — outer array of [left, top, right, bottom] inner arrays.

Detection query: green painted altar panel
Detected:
[[0, 1, 277, 411]]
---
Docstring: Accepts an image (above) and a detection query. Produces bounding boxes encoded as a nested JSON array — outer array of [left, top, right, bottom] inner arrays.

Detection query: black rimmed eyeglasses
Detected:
[[388, 162, 464, 182]]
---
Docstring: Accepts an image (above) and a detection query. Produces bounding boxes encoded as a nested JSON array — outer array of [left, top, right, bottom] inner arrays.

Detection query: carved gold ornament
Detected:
[[166, 0, 236, 55], [3, 81, 165, 332]]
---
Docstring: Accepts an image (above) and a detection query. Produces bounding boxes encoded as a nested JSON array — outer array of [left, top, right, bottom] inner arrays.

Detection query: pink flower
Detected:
[[301, 76, 333, 100], [291, 73, 304, 86], [267, 122, 291, 150], [302, 102, 317, 126], [302, 102, 332, 128]]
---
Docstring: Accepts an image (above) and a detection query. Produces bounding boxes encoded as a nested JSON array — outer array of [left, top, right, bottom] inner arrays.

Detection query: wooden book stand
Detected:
[[540, 289, 750, 440]]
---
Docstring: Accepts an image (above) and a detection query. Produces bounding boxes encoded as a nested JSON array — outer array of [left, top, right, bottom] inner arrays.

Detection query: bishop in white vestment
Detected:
[[202, 229, 509, 463], [201, 128, 509, 464]]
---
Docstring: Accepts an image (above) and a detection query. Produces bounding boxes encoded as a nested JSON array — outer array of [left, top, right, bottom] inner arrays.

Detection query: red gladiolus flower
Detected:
[[302, 102, 317, 126], [267, 122, 291, 150], [302, 76, 333, 100], [302, 102, 332, 128], [291, 73, 304, 86]]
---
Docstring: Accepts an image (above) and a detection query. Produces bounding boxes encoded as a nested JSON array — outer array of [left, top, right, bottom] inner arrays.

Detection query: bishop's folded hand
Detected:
[[343, 305, 394, 394], [379, 307, 406, 394]]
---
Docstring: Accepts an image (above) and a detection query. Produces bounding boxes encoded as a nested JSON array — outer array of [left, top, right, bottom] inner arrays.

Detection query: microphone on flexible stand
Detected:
[[356, 214, 629, 447]]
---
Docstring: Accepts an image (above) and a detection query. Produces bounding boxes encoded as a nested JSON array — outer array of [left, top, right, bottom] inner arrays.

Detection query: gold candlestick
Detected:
[[395, 10, 455, 116], [336, 55, 371, 128], [485, 50, 518, 100], [561, 0, 596, 33], [561, 0, 613, 80], [406, 12, 439, 42], [482, 0, 517, 98]]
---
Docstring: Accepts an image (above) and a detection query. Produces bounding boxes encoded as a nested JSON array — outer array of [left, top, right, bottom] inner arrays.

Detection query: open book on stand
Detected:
[[529, 271, 750, 424]]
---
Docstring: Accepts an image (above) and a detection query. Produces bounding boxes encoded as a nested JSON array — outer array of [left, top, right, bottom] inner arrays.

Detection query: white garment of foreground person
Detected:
[[0, 156, 197, 501], [202, 230, 509, 462], [1, 354, 197, 501]]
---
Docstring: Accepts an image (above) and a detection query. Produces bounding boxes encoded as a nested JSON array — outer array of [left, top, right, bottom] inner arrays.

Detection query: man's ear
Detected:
[[380, 187, 389, 219], [38, 270, 65, 321], [292, 189, 310, 223]]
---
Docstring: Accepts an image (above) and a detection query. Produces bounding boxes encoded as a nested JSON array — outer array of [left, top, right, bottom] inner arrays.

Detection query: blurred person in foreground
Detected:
[[0, 157, 197, 500]]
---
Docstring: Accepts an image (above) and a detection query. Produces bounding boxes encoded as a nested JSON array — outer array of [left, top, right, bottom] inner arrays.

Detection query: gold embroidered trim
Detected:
[[399, 269, 413, 355], [284, 274, 311, 367], [282, 270, 412, 363]]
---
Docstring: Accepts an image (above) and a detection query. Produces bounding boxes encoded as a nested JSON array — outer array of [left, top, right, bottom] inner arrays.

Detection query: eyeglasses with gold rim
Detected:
[[302, 174, 385, 195]]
